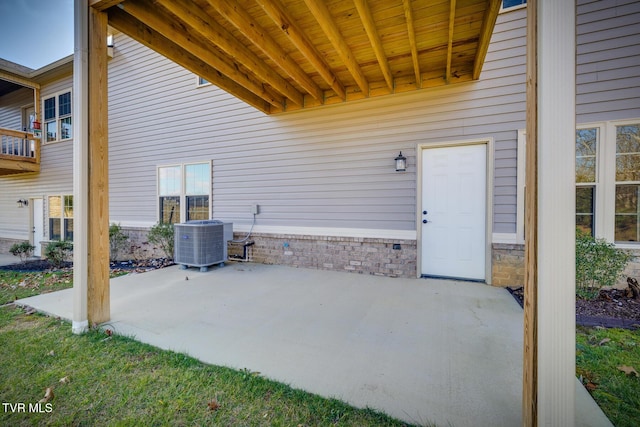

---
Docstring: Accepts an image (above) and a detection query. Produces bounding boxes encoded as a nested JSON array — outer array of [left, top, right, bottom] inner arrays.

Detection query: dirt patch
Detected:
[[507, 287, 640, 329]]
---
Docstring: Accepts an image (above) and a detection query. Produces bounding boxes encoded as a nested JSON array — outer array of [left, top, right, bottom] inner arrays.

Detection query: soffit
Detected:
[[93, 0, 501, 114]]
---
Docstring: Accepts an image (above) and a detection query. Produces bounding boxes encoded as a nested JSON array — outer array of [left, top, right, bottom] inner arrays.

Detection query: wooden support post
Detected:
[[523, 0, 576, 424], [33, 86, 40, 125], [522, 0, 538, 421], [72, 0, 89, 334], [33, 87, 40, 163], [87, 6, 110, 325]]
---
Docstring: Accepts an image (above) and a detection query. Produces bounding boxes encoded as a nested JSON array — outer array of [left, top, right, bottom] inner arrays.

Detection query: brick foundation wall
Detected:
[[109, 227, 168, 261], [623, 251, 640, 285], [0, 238, 26, 261], [492, 243, 525, 287], [491, 243, 640, 289], [228, 232, 417, 278], [0, 238, 24, 254], [13, 224, 636, 287]]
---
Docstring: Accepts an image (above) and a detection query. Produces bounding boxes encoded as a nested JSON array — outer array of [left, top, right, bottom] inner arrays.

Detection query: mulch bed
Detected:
[[507, 287, 640, 330]]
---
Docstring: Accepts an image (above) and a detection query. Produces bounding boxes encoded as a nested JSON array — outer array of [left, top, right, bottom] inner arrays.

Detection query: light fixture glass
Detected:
[[17, 199, 28, 208], [395, 151, 407, 172]]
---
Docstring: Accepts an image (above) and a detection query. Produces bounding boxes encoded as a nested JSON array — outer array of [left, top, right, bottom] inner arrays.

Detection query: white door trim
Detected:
[[30, 198, 44, 257], [416, 138, 494, 283]]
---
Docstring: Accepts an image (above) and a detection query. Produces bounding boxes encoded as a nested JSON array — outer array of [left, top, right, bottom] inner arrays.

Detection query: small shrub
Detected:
[[576, 230, 631, 300], [45, 240, 73, 269], [9, 241, 35, 263], [109, 223, 129, 262], [148, 222, 174, 260]]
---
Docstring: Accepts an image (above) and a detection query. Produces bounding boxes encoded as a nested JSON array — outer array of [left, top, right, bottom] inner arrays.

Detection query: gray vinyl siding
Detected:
[[576, 0, 640, 123], [0, 76, 73, 240], [107, 8, 528, 234], [0, 87, 31, 130], [2, 0, 639, 243]]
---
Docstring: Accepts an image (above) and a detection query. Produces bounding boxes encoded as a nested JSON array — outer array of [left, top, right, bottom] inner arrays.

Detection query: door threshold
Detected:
[[421, 274, 486, 284]]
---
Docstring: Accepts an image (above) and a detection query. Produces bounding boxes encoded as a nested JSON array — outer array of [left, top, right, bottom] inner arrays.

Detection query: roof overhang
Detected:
[[93, 0, 501, 114], [0, 55, 74, 96]]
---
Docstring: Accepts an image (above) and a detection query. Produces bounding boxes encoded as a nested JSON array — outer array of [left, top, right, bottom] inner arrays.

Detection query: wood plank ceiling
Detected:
[[92, 0, 501, 114]]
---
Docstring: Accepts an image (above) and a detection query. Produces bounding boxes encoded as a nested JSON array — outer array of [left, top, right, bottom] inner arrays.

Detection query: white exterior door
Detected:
[[421, 144, 487, 280], [32, 198, 43, 257]]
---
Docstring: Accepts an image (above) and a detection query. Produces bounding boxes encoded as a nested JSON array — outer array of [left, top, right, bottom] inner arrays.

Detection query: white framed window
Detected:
[[158, 162, 211, 224], [501, 0, 526, 12], [516, 119, 640, 247], [196, 76, 210, 87], [575, 125, 601, 237], [613, 122, 640, 244], [48, 195, 73, 241], [43, 90, 72, 143]]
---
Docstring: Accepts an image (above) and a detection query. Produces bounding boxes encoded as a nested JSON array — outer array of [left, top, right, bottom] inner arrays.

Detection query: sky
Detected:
[[0, 0, 74, 69]]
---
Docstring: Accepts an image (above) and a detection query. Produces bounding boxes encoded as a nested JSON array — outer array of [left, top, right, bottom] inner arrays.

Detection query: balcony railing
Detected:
[[0, 127, 40, 175]]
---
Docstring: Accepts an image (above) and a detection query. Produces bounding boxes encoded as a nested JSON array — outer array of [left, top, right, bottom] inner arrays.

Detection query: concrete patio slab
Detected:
[[14, 262, 611, 426]]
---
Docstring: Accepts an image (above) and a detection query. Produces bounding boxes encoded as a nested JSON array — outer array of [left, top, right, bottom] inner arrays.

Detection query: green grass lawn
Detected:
[[576, 326, 640, 427], [0, 306, 412, 426], [0, 270, 73, 306], [3, 268, 639, 426], [0, 268, 129, 306]]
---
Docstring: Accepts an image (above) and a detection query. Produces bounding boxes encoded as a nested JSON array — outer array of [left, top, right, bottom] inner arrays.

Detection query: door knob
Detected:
[[423, 219, 428, 224], [423, 210, 427, 215]]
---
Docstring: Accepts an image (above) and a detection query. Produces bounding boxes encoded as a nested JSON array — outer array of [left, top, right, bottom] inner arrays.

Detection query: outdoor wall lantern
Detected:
[[395, 151, 407, 172], [17, 199, 28, 208]]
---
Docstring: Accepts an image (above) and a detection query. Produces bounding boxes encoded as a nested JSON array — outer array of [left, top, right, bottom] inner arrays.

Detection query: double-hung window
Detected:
[[158, 162, 211, 224], [48, 195, 73, 241], [516, 119, 640, 246], [615, 123, 640, 242], [43, 90, 72, 143], [576, 127, 599, 236]]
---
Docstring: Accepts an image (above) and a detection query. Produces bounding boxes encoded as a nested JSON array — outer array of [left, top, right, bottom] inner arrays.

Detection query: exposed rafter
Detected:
[[256, 0, 346, 101], [156, 0, 301, 107], [354, 0, 393, 91], [473, 0, 502, 80], [402, 0, 421, 88], [91, 0, 498, 114], [122, 0, 284, 109], [303, 0, 370, 96], [90, 0, 124, 11], [446, 0, 457, 84], [107, 7, 272, 114], [210, 0, 324, 104]]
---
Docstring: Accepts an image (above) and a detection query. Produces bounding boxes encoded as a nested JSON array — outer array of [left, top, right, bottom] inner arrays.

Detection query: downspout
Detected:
[[72, 0, 89, 334]]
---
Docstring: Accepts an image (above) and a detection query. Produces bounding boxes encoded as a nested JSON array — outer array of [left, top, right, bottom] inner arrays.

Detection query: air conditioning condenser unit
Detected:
[[174, 220, 233, 271]]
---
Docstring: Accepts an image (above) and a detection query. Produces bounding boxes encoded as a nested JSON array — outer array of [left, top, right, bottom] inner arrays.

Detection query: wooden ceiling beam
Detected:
[[446, 0, 457, 84], [90, 0, 124, 11], [156, 0, 302, 108], [120, 0, 283, 109], [353, 0, 393, 92], [107, 7, 272, 114], [402, 0, 421, 88], [211, 0, 324, 103], [256, 0, 346, 101], [0, 71, 40, 89], [473, 0, 502, 80], [303, 0, 369, 96]]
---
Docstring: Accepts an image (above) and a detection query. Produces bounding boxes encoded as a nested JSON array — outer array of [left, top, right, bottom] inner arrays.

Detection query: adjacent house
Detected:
[[1, 0, 639, 285]]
